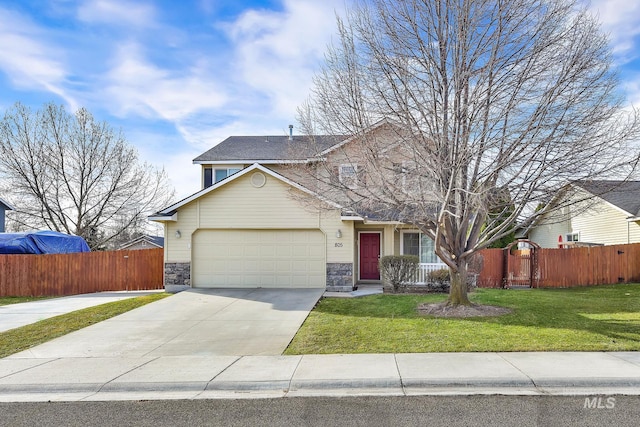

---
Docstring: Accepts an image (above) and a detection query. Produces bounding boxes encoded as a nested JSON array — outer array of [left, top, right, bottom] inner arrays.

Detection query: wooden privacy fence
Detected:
[[0, 248, 164, 297], [474, 243, 640, 288]]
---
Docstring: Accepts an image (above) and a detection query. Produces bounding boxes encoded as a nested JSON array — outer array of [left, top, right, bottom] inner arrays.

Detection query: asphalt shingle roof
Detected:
[[193, 135, 345, 162], [575, 180, 640, 217]]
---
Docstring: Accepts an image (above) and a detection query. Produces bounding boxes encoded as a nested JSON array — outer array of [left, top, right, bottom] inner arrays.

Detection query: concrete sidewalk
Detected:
[[0, 291, 162, 333], [1, 352, 640, 402]]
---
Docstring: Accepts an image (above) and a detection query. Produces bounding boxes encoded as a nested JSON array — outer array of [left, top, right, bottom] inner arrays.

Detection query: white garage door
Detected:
[[192, 230, 326, 288]]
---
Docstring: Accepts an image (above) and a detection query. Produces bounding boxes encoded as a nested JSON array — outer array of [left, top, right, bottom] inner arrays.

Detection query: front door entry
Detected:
[[360, 233, 381, 280]]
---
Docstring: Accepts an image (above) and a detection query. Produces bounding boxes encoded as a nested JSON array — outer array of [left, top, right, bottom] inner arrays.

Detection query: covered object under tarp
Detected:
[[0, 231, 90, 254]]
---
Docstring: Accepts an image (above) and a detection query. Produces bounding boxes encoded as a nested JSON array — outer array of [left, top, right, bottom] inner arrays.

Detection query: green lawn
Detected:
[[284, 284, 640, 354], [0, 296, 53, 306], [0, 293, 169, 358]]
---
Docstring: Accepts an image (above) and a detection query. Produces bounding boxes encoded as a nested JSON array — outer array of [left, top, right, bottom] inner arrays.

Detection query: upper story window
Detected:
[[339, 164, 358, 189], [204, 167, 242, 188], [215, 168, 241, 183]]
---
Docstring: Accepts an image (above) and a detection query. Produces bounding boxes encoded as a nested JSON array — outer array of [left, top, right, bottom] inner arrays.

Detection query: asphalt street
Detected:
[[1, 395, 639, 427]]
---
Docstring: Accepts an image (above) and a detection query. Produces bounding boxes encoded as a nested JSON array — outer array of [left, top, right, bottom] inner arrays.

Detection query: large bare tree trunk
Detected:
[[447, 261, 471, 306]]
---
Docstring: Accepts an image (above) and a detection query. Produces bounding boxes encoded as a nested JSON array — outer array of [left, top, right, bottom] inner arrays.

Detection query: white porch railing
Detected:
[[414, 263, 449, 284]]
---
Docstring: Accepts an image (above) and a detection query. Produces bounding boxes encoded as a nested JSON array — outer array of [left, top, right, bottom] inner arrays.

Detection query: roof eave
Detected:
[[192, 159, 308, 165], [148, 213, 178, 222], [0, 198, 15, 211]]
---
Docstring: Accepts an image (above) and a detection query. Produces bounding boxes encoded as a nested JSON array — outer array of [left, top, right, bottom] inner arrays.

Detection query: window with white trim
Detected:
[[566, 232, 580, 242], [401, 231, 442, 264], [339, 164, 358, 189], [215, 168, 241, 183], [204, 167, 213, 188]]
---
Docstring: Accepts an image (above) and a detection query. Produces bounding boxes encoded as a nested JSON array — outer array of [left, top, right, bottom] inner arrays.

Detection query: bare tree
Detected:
[[297, 0, 640, 305], [0, 102, 174, 250]]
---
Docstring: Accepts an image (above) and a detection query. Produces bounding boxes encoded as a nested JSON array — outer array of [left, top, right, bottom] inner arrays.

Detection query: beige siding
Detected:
[[166, 205, 197, 262], [164, 170, 353, 264], [320, 210, 354, 263], [197, 173, 319, 229], [529, 198, 640, 247], [570, 200, 640, 245]]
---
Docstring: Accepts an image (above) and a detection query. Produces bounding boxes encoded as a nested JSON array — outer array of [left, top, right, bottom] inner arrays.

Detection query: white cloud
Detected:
[[103, 43, 227, 123], [589, 0, 640, 61], [0, 7, 77, 109], [77, 0, 156, 28], [224, 0, 344, 116]]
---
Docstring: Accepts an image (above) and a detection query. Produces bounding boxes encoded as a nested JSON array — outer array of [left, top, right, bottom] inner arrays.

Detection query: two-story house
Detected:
[[150, 120, 447, 292]]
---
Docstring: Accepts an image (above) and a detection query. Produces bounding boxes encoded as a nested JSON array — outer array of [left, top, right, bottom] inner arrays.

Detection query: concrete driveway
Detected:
[[8, 288, 324, 358], [0, 291, 160, 333]]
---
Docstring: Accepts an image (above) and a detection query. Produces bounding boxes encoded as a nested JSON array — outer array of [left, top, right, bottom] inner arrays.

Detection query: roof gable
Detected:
[[119, 235, 164, 249], [575, 180, 640, 217], [150, 163, 342, 220]]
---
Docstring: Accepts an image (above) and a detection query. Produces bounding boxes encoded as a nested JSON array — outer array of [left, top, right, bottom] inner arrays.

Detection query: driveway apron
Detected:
[[7, 288, 324, 358]]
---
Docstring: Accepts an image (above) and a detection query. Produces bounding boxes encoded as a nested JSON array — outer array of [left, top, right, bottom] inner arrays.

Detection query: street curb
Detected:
[[289, 378, 402, 390]]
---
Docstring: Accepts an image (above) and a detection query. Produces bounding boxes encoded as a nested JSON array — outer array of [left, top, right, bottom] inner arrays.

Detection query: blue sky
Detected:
[[0, 0, 639, 199]]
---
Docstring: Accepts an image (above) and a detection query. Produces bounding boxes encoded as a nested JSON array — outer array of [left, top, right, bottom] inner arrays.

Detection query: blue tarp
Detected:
[[0, 231, 90, 254]]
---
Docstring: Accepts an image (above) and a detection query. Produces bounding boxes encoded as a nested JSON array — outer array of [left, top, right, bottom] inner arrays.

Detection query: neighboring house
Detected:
[[118, 235, 164, 251], [0, 197, 14, 233], [527, 180, 640, 248], [150, 121, 448, 293]]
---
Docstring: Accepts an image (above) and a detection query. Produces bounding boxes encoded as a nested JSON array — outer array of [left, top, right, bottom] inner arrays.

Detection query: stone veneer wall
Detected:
[[326, 262, 353, 292], [164, 262, 191, 293]]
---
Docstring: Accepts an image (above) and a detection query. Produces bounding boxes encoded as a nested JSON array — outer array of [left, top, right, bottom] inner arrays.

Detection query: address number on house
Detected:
[[335, 243, 343, 247]]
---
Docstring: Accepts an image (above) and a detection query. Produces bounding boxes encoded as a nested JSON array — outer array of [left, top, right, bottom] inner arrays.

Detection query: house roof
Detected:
[[193, 135, 344, 164], [192, 119, 404, 164], [574, 180, 640, 217], [119, 235, 164, 249], [0, 197, 15, 211]]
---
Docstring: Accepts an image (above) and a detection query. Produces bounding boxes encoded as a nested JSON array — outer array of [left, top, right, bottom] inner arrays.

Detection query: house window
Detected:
[[214, 168, 242, 183], [566, 232, 580, 242], [401, 232, 441, 264], [339, 164, 358, 189], [204, 167, 213, 188]]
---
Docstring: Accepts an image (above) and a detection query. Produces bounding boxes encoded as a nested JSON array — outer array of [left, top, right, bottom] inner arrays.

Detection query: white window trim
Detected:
[[400, 230, 446, 265], [339, 164, 358, 189], [566, 232, 580, 242], [214, 167, 242, 183]]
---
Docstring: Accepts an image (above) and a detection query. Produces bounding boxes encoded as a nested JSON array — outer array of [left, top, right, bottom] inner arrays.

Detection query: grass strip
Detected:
[[285, 284, 640, 354], [0, 297, 54, 306], [0, 293, 169, 358]]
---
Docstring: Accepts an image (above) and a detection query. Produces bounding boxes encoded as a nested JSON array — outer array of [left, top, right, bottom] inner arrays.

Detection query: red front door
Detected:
[[360, 233, 381, 280]]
